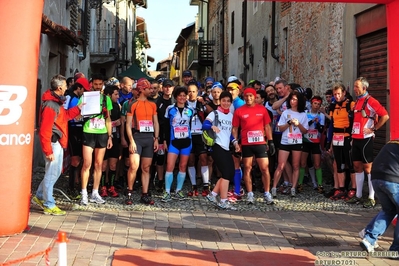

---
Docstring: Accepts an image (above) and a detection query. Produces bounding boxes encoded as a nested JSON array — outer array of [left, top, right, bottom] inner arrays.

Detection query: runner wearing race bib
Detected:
[[271, 90, 309, 198], [298, 96, 325, 194], [125, 78, 160, 206], [232, 88, 275, 205], [327, 83, 356, 201], [161, 86, 194, 203]]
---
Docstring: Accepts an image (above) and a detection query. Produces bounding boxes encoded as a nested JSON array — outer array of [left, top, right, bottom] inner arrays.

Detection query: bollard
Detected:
[[57, 231, 69, 266]]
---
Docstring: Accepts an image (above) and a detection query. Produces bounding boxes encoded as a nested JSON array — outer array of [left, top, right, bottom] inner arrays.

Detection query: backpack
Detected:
[[202, 110, 219, 146]]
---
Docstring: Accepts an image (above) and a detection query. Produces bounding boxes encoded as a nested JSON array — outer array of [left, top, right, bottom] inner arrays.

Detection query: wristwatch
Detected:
[[108, 135, 113, 138]]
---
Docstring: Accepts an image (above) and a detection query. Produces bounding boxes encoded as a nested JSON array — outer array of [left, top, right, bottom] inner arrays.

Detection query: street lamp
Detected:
[[197, 27, 204, 40]]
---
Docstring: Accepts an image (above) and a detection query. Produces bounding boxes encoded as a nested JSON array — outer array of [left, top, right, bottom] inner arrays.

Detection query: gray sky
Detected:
[[137, 0, 198, 70]]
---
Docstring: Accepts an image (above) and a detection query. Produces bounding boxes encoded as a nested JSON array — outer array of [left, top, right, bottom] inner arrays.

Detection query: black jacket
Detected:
[[371, 141, 399, 183]]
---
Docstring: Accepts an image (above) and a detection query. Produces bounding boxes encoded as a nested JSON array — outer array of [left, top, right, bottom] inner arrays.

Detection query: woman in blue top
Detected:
[[161, 86, 194, 202]]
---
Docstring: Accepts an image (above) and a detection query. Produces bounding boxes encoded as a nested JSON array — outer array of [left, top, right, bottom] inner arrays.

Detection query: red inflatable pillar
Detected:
[[386, 0, 399, 139], [0, 0, 44, 235]]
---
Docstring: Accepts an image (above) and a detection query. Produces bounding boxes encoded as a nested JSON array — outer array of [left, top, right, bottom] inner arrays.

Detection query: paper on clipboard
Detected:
[[81, 91, 101, 116]]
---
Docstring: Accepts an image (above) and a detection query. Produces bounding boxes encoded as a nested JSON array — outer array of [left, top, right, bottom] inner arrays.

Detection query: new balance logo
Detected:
[[0, 85, 28, 125]]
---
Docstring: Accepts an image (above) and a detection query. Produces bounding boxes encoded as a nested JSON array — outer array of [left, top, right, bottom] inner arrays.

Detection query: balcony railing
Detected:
[[187, 42, 198, 70], [198, 40, 215, 66], [91, 29, 117, 55]]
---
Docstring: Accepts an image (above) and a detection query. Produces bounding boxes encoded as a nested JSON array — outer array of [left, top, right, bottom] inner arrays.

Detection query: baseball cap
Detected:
[[227, 75, 238, 83], [75, 77, 91, 91], [205, 77, 215, 83], [183, 70, 192, 77], [226, 83, 240, 91], [162, 79, 174, 87], [136, 78, 151, 91], [211, 82, 224, 90], [243, 88, 257, 96]]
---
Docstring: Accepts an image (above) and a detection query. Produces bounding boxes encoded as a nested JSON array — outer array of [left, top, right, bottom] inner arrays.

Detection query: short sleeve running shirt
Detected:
[[127, 100, 157, 132], [232, 104, 271, 146], [165, 105, 194, 141], [206, 110, 233, 151], [303, 110, 325, 143], [352, 95, 388, 139], [80, 94, 113, 134], [278, 109, 309, 145]]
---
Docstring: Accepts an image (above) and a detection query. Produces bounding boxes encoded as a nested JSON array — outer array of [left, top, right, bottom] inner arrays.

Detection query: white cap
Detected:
[[227, 75, 238, 83]]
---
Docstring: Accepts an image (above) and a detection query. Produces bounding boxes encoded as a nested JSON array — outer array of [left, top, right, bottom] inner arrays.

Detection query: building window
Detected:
[[231, 11, 234, 44]]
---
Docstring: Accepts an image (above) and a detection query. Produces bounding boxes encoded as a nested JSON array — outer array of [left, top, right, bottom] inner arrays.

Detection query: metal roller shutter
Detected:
[[357, 29, 388, 157]]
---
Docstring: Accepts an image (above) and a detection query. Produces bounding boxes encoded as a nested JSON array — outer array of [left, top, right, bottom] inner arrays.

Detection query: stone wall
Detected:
[[280, 2, 345, 96]]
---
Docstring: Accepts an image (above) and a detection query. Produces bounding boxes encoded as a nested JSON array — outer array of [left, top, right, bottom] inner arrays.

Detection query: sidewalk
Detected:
[[0, 208, 397, 265]]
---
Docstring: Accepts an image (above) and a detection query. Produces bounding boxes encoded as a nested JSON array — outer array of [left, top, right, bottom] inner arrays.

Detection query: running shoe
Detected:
[[329, 189, 346, 200], [363, 198, 376, 208], [290, 187, 296, 197], [174, 190, 187, 200], [297, 184, 303, 193], [359, 229, 379, 248], [264, 193, 274, 205], [346, 196, 361, 204], [80, 193, 89, 206], [345, 189, 356, 200], [125, 191, 133, 205], [360, 238, 375, 253], [247, 194, 255, 204], [90, 193, 105, 204], [271, 187, 277, 197], [161, 192, 172, 203], [201, 188, 210, 197], [205, 194, 218, 206], [317, 185, 324, 194], [188, 188, 199, 197], [108, 186, 119, 197], [31, 196, 44, 210], [217, 201, 237, 211], [228, 193, 242, 203], [324, 188, 338, 198], [140, 194, 154, 205], [43, 206, 66, 216], [99, 186, 108, 197]]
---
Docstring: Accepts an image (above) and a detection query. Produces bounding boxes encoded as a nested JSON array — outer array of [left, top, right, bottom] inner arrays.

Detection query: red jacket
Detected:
[[39, 89, 80, 156]]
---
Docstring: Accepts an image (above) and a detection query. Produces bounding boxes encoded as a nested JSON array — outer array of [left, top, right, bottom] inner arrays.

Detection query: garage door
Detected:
[[357, 28, 387, 157]]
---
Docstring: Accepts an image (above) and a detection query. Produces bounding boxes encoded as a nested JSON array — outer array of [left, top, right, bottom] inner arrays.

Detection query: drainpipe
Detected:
[[271, 2, 279, 61], [243, 0, 248, 82], [79, 0, 89, 61]]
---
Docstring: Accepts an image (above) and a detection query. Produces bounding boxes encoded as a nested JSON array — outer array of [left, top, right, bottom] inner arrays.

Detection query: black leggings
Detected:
[[211, 144, 235, 182]]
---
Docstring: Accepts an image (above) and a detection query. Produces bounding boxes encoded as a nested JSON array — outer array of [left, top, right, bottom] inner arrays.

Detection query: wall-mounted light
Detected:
[[197, 27, 204, 39]]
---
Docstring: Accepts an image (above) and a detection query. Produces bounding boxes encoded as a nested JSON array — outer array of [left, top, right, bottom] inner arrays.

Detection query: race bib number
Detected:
[[174, 126, 189, 139], [139, 120, 154, 132], [352, 122, 360, 134], [191, 116, 202, 134], [332, 135, 344, 146], [306, 129, 319, 142], [89, 118, 105, 129], [112, 126, 117, 133], [247, 130, 264, 143], [287, 133, 302, 144]]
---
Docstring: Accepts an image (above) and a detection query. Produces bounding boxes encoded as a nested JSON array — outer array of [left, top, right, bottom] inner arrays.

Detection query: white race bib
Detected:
[[287, 133, 302, 144], [306, 129, 318, 142], [174, 126, 189, 139], [89, 118, 105, 129], [247, 130, 264, 143], [352, 122, 360, 134], [139, 120, 154, 132], [332, 135, 344, 146]]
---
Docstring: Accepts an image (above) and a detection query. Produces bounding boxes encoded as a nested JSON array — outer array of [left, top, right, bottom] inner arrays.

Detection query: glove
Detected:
[[268, 140, 275, 156]]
